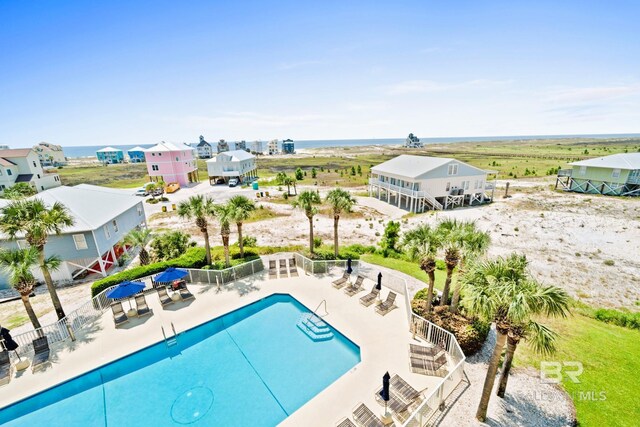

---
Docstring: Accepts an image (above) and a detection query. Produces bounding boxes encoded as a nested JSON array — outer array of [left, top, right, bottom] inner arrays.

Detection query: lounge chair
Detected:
[[157, 286, 174, 307], [289, 258, 299, 277], [410, 354, 448, 376], [279, 259, 288, 276], [374, 385, 411, 415], [179, 284, 195, 301], [410, 343, 445, 360], [344, 275, 365, 296], [352, 403, 384, 427], [375, 292, 397, 316], [135, 294, 152, 317], [31, 336, 50, 373], [111, 301, 129, 327], [269, 260, 277, 279], [359, 286, 379, 307], [335, 418, 356, 427], [0, 350, 11, 386], [391, 374, 422, 403], [332, 272, 350, 289]]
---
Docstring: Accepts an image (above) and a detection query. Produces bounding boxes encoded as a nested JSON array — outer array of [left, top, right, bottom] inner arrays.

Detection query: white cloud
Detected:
[[385, 79, 512, 95]]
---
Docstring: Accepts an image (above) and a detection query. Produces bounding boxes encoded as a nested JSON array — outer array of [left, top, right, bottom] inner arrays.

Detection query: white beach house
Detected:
[[206, 150, 257, 184], [369, 155, 495, 211]]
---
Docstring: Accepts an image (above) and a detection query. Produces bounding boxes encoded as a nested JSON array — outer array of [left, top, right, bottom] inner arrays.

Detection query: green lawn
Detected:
[[360, 253, 448, 291], [514, 312, 640, 426]]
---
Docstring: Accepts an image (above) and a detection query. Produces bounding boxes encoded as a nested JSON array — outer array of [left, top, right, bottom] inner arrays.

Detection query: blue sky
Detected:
[[1, 1, 639, 147]]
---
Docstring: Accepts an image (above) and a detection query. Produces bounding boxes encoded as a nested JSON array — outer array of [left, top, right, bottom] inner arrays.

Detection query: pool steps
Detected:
[[296, 313, 334, 341]]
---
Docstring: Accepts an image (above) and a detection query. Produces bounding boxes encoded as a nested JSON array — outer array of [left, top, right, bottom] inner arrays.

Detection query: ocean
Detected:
[[61, 133, 640, 159]]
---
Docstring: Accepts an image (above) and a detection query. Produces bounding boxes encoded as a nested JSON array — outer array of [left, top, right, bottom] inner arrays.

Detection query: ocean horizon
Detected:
[[59, 133, 640, 159]]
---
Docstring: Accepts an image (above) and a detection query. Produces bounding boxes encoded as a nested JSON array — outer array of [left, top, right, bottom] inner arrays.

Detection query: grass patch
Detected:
[[5, 314, 29, 329], [360, 253, 448, 290], [514, 312, 640, 426], [245, 206, 288, 223]]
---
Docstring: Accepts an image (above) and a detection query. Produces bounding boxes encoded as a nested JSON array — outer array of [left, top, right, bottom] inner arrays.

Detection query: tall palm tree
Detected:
[[292, 190, 322, 254], [177, 195, 215, 265], [228, 195, 255, 258], [0, 199, 74, 320], [462, 254, 570, 421], [325, 188, 356, 258], [124, 228, 153, 265], [0, 248, 60, 330], [436, 218, 465, 306], [283, 176, 297, 196], [401, 224, 442, 313], [449, 221, 491, 313], [213, 202, 235, 267]]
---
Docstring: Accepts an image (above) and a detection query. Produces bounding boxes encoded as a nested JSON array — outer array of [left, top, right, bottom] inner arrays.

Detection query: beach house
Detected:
[[268, 139, 279, 155], [196, 136, 213, 159], [0, 185, 146, 288], [251, 141, 264, 154], [217, 139, 230, 153], [556, 152, 640, 196], [282, 139, 295, 154], [0, 148, 62, 194], [144, 141, 199, 186], [96, 147, 124, 164], [206, 150, 257, 185], [127, 146, 146, 163], [33, 142, 67, 167], [369, 155, 495, 211], [234, 140, 247, 151], [404, 133, 423, 148]]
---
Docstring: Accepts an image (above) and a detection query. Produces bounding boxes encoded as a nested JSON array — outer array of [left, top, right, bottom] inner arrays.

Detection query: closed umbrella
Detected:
[[154, 267, 188, 284], [346, 258, 353, 275], [380, 371, 391, 414], [0, 326, 22, 361], [376, 272, 382, 291], [106, 281, 145, 309]]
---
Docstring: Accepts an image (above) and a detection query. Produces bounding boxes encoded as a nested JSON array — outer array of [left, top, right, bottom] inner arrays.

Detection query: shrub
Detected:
[[242, 235, 257, 247], [91, 247, 207, 297], [146, 198, 159, 204], [593, 308, 640, 330], [603, 260, 615, 266], [313, 236, 323, 248], [151, 231, 195, 261], [380, 221, 401, 251]]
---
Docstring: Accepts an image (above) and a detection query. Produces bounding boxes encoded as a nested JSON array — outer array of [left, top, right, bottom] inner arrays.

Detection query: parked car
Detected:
[[228, 178, 239, 187], [165, 182, 180, 193], [134, 188, 148, 196], [151, 187, 164, 196]]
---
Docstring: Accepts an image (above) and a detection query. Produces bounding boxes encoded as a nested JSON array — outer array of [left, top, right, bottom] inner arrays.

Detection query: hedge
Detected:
[[593, 308, 640, 331], [91, 247, 208, 297]]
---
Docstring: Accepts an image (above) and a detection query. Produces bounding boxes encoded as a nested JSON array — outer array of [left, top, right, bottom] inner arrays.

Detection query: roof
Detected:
[[197, 140, 211, 147], [569, 153, 640, 170], [145, 141, 194, 152], [127, 146, 146, 153], [0, 148, 32, 158], [0, 158, 16, 167], [206, 150, 255, 163], [371, 155, 453, 178], [0, 185, 143, 234], [34, 142, 63, 152], [14, 174, 33, 183], [96, 146, 123, 152]]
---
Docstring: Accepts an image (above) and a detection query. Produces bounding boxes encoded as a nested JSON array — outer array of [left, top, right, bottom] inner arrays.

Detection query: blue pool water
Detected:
[[0, 294, 360, 426]]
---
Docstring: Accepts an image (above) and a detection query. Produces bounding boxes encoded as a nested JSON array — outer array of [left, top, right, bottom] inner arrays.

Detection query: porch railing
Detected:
[[368, 178, 443, 210]]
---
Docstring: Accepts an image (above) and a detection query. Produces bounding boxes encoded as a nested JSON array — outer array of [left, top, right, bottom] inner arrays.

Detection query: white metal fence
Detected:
[[10, 258, 264, 356]]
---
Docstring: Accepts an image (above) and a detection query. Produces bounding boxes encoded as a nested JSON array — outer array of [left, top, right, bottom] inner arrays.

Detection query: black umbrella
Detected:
[[346, 258, 353, 274], [380, 371, 391, 413], [1, 326, 22, 361], [376, 272, 382, 291]]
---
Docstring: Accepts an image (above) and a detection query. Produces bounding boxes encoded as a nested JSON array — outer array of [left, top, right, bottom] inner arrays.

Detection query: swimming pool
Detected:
[[0, 294, 361, 426]]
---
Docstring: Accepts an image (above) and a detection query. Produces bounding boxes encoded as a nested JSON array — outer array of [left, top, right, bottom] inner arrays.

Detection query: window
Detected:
[[152, 165, 159, 171], [104, 225, 111, 239], [447, 164, 458, 175], [33, 161, 37, 167], [158, 153, 162, 156], [176, 157, 179, 161], [112, 219, 119, 233], [7, 169, 12, 176], [612, 168, 621, 178], [37, 174, 40, 179], [0, 185, 5, 190], [73, 234, 88, 250], [137, 204, 143, 216], [446, 182, 451, 191], [152, 153, 156, 156], [464, 181, 470, 190], [579, 166, 587, 175]]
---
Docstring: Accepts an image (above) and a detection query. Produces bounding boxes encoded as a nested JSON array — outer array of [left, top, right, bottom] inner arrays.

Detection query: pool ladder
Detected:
[[162, 322, 179, 347], [312, 299, 328, 318]]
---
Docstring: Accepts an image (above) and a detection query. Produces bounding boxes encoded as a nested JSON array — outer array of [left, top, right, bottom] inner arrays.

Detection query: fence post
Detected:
[[189, 269, 193, 283], [251, 261, 255, 275]]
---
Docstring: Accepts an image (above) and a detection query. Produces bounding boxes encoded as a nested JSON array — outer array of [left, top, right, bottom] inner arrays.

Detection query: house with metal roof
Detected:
[[96, 146, 124, 164], [369, 155, 496, 211], [144, 141, 199, 186], [556, 152, 640, 196], [0, 148, 61, 195], [0, 185, 146, 289], [206, 150, 257, 184], [196, 136, 213, 159], [127, 146, 147, 163], [33, 142, 67, 167]]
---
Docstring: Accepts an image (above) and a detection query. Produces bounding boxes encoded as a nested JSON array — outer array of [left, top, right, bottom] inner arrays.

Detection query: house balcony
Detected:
[[558, 169, 573, 177]]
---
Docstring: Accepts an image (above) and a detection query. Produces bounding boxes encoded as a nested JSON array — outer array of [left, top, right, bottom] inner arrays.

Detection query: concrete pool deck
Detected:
[[0, 268, 449, 426]]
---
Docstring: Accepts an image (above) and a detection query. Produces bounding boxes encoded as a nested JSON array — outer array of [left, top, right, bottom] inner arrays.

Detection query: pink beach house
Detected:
[[144, 141, 199, 186]]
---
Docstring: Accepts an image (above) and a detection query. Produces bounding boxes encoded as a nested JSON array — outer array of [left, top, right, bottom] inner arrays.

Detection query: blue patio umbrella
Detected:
[[380, 371, 391, 413], [346, 258, 353, 274], [154, 267, 188, 283], [106, 281, 145, 309]]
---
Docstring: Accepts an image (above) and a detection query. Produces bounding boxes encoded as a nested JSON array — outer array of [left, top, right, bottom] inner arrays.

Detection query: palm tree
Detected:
[[228, 195, 255, 258], [462, 254, 570, 421], [449, 221, 491, 313], [292, 190, 322, 254], [283, 176, 297, 196], [401, 224, 442, 313], [325, 188, 356, 257], [436, 218, 465, 306], [124, 228, 153, 266], [0, 248, 60, 330], [213, 202, 235, 267], [177, 195, 215, 265], [0, 199, 74, 320]]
